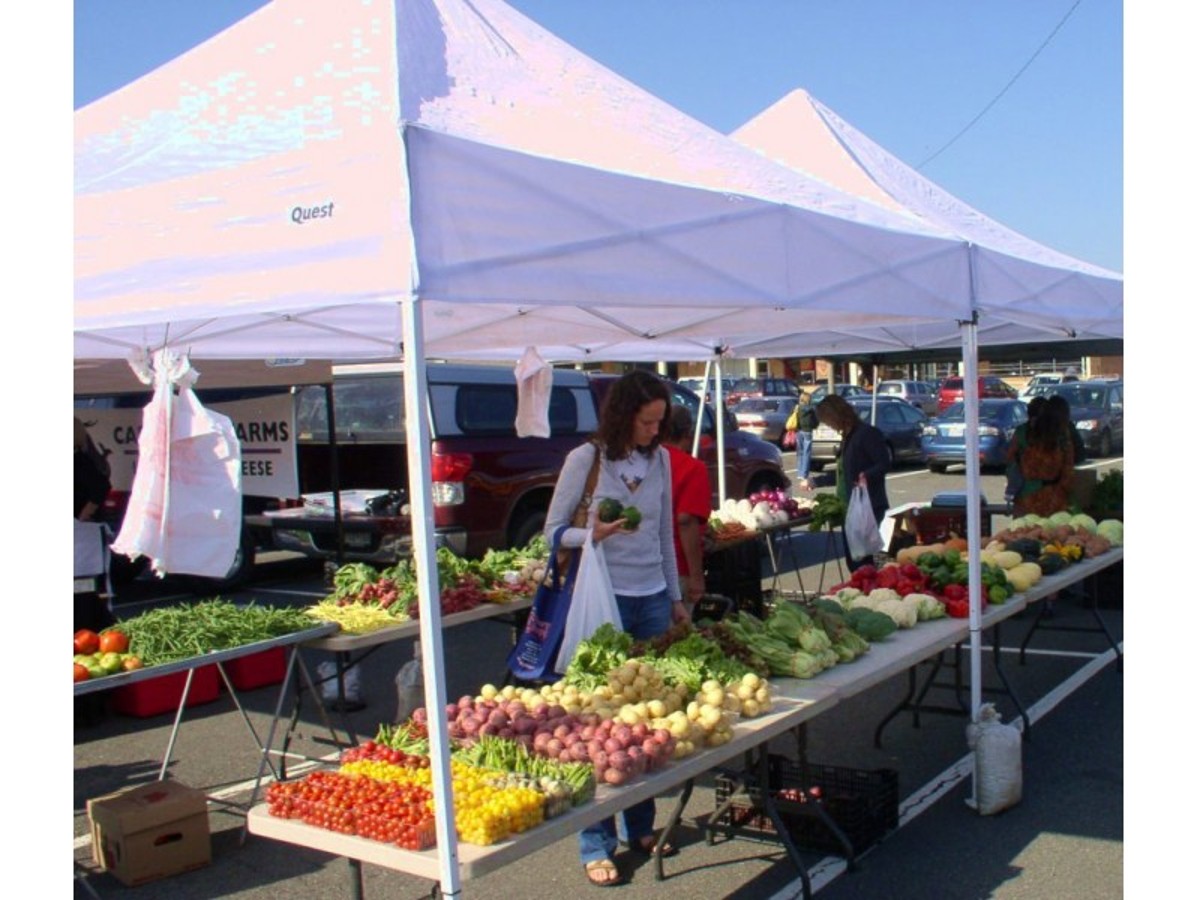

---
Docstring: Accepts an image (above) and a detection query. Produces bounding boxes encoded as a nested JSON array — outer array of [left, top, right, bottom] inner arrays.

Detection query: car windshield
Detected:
[[878, 383, 903, 395], [1051, 384, 1108, 407], [939, 401, 1010, 421]]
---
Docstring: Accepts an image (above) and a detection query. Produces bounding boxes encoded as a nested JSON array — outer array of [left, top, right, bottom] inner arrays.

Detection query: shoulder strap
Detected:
[[571, 442, 603, 528]]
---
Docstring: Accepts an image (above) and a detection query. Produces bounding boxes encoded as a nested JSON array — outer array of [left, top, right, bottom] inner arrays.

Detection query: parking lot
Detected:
[[72, 457, 1125, 899]]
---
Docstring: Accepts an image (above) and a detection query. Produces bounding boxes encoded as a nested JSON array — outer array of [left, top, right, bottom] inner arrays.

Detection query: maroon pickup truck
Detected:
[[265, 364, 789, 567]]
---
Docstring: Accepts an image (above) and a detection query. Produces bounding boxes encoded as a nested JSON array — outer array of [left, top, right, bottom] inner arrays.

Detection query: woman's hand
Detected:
[[856, 473, 868, 488], [685, 572, 705, 604], [591, 515, 627, 542], [670, 599, 691, 625]]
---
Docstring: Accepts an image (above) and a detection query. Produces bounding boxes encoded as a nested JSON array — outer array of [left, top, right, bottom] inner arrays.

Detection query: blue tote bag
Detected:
[[507, 526, 581, 682]]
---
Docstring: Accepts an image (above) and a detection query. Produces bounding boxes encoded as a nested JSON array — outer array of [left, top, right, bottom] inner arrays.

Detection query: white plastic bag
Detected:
[[112, 350, 243, 578], [554, 533, 621, 675], [966, 703, 1023, 815], [845, 483, 884, 561], [394, 641, 425, 723], [514, 346, 553, 438]]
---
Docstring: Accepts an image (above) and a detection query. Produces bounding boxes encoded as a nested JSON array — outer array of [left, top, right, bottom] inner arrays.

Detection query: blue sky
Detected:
[[72, 0, 1123, 273]]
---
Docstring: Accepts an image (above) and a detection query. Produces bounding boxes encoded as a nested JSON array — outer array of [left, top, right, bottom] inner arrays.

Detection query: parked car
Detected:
[[677, 376, 736, 400], [804, 383, 869, 405], [724, 376, 801, 407], [936, 375, 1018, 412], [921, 398, 1029, 472], [875, 379, 939, 415], [1019, 372, 1080, 398], [1044, 381, 1124, 457], [731, 396, 800, 446], [809, 396, 929, 470]]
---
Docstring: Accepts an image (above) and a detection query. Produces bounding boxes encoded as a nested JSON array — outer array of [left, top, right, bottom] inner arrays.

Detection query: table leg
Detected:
[[753, 747, 813, 900], [158, 666, 198, 780], [989, 623, 1030, 735], [348, 857, 365, 900], [215, 661, 282, 786], [653, 777, 693, 881]]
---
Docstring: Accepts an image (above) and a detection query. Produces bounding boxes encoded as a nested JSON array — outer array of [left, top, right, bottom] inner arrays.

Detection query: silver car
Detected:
[[876, 379, 938, 415], [731, 396, 800, 446]]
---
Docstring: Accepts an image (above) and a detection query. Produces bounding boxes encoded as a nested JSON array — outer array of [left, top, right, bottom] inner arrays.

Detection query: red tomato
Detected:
[[74, 663, 90, 683], [74, 629, 100, 655], [98, 630, 130, 654]]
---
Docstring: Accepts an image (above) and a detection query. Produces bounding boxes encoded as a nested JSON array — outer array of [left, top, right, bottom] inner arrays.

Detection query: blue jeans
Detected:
[[796, 430, 813, 480], [579, 588, 670, 863]]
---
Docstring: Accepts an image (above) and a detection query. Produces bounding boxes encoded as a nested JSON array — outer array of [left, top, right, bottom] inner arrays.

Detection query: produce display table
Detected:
[[705, 515, 814, 614], [247, 680, 840, 895], [871, 548, 1124, 745], [74, 623, 338, 799], [288, 598, 535, 754], [244, 547, 1125, 899]]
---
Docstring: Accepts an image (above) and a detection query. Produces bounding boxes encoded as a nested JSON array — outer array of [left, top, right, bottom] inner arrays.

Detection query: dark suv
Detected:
[[937, 376, 1017, 412]]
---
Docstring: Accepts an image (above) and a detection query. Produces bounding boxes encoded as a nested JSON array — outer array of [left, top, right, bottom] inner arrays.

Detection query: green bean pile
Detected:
[[118, 599, 318, 666]]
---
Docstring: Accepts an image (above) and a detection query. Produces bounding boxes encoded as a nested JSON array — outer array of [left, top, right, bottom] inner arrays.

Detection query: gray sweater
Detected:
[[545, 441, 681, 602]]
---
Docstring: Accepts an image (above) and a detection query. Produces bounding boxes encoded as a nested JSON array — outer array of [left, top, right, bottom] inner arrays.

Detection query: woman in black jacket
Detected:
[[799, 395, 891, 570]]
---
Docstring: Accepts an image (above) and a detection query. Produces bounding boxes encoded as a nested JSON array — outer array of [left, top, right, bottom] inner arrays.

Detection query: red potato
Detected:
[[561, 731, 580, 747], [604, 737, 623, 755], [586, 739, 605, 757], [591, 750, 609, 772], [533, 732, 553, 752], [579, 725, 596, 742], [487, 709, 509, 729], [603, 767, 628, 786], [608, 750, 630, 771], [553, 723, 573, 740], [559, 750, 573, 763], [630, 723, 648, 741], [545, 738, 564, 757]]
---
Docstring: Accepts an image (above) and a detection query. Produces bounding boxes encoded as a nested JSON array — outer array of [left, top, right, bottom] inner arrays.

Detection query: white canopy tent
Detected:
[[729, 87, 1123, 724], [74, 3, 1120, 893]]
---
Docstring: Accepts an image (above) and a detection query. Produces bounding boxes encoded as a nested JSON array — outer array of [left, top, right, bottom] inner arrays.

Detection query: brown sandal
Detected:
[[629, 834, 678, 858], [583, 858, 624, 887]]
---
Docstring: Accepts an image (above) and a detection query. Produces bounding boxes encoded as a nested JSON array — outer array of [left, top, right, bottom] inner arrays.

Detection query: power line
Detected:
[[917, 0, 1085, 170]]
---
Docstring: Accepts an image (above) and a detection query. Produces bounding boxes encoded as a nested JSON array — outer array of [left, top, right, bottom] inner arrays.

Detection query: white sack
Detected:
[[966, 703, 1023, 815]]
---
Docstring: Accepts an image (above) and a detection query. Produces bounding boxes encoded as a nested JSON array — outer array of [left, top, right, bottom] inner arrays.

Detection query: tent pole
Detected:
[[714, 356, 727, 505], [962, 326, 984, 727], [401, 129, 462, 900], [693, 359, 712, 457]]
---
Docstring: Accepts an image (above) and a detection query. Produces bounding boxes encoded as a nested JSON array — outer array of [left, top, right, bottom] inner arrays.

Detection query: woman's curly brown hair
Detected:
[[595, 370, 671, 459]]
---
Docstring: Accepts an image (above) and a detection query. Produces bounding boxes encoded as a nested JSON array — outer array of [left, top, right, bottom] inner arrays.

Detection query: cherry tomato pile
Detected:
[[339, 740, 429, 768], [266, 771, 436, 850]]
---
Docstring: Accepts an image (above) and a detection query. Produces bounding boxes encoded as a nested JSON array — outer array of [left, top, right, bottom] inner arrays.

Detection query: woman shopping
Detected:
[[543, 370, 688, 887], [797, 395, 891, 571], [1008, 393, 1075, 516]]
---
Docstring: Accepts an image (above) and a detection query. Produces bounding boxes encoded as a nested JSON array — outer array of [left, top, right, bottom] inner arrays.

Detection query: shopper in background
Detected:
[[798, 395, 890, 571], [1009, 395, 1075, 517], [663, 404, 713, 612], [75, 416, 111, 522], [1005, 395, 1046, 506], [544, 370, 685, 887]]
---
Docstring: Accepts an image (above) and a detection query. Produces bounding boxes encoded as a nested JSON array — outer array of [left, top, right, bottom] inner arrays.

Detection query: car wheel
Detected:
[[883, 443, 896, 468], [509, 508, 547, 551], [927, 462, 947, 474], [1098, 429, 1113, 458]]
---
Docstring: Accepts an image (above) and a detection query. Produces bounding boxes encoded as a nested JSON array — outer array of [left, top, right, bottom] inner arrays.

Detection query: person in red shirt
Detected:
[[663, 404, 713, 611]]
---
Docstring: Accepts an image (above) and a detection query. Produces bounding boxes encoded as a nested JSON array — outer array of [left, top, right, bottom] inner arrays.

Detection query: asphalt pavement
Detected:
[[70, 462, 1126, 899]]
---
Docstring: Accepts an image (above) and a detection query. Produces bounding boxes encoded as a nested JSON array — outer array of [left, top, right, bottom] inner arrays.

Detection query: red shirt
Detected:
[[665, 445, 712, 576]]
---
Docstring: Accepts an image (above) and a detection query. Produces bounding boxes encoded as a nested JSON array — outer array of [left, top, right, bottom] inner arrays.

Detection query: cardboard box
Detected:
[[88, 781, 211, 887]]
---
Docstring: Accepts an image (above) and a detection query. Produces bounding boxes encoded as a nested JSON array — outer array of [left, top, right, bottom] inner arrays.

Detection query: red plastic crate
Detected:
[[222, 647, 288, 691], [111, 664, 220, 718]]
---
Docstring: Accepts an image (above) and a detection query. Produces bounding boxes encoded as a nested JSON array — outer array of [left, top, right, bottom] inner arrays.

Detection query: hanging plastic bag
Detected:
[[966, 703, 1023, 815], [781, 429, 797, 449], [514, 346, 553, 438], [112, 350, 242, 578], [845, 483, 884, 561], [394, 641, 425, 724], [554, 533, 621, 675]]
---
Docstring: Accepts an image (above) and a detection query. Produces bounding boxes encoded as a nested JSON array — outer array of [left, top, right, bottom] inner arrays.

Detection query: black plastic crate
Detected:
[[712, 755, 898, 858]]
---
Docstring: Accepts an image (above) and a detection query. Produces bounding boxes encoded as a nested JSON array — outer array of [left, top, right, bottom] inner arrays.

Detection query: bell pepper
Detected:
[[943, 596, 969, 618]]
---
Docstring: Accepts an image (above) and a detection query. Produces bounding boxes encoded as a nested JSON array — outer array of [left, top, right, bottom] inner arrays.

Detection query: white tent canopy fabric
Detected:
[[729, 88, 1122, 348]]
